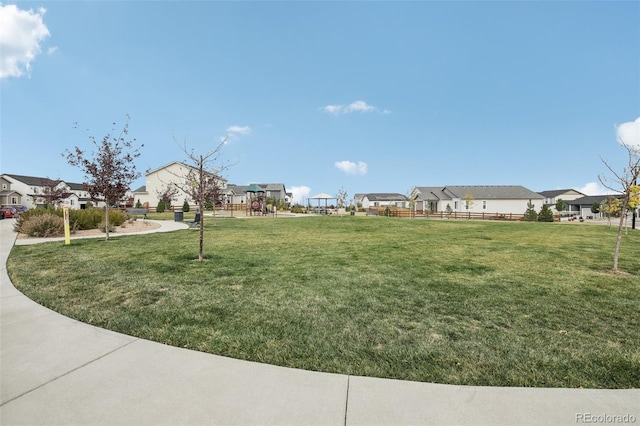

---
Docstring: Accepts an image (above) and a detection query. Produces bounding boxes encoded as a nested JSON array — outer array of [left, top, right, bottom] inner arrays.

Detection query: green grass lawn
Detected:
[[7, 217, 640, 388]]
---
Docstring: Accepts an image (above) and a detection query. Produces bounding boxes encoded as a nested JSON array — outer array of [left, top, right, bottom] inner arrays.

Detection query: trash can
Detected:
[[350, 211, 355, 216], [174, 210, 184, 222]]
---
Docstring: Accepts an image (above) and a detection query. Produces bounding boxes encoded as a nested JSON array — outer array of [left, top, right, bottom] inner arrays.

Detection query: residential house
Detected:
[[132, 162, 228, 209], [411, 185, 544, 215], [566, 195, 623, 219], [361, 193, 409, 209], [132, 162, 291, 209], [538, 189, 585, 213], [0, 174, 93, 209]]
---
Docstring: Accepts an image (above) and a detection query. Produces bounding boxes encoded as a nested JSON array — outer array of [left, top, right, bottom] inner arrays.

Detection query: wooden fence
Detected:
[[367, 207, 528, 221]]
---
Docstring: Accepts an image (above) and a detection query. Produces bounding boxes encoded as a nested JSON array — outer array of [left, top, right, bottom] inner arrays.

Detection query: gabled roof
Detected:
[[538, 189, 584, 198], [66, 182, 86, 191], [2, 174, 87, 190], [145, 162, 226, 182], [3, 174, 60, 187], [364, 193, 408, 202], [569, 194, 623, 206], [413, 187, 451, 201], [445, 186, 543, 199], [255, 183, 286, 191], [132, 185, 147, 193]]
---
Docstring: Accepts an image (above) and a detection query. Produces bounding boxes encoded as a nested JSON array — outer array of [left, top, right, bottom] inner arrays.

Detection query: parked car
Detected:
[[1, 207, 18, 218], [15, 205, 29, 213]]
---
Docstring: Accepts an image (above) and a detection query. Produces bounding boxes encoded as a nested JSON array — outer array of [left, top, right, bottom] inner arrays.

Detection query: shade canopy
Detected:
[[245, 184, 265, 193], [309, 192, 334, 200]]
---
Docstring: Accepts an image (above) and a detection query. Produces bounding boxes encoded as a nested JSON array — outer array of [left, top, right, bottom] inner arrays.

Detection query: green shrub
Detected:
[[157, 200, 165, 213], [17, 213, 64, 237], [69, 208, 104, 230], [182, 200, 190, 212], [538, 204, 554, 222], [108, 209, 127, 226]]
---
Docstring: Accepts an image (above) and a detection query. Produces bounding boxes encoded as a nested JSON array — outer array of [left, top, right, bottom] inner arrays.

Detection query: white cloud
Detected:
[[289, 186, 311, 205], [578, 182, 608, 196], [335, 160, 368, 175], [222, 125, 252, 144], [227, 125, 252, 136], [0, 4, 51, 78], [616, 117, 640, 148], [322, 100, 390, 115]]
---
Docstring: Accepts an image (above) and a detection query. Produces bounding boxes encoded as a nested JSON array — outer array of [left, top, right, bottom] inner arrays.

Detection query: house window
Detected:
[[2, 184, 6, 190], [267, 191, 271, 197], [70, 199, 75, 206], [454, 201, 458, 210], [483, 201, 487, 209], [11, 196, 18, 204]]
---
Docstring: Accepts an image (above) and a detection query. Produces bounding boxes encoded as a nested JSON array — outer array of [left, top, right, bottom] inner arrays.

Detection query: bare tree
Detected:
[[599, 140, 640, 273], [64, 115, 142, 240], [171, 135, 230, 261]]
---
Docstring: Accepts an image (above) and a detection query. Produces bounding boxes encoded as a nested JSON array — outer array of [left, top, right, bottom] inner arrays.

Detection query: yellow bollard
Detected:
[[63, 206, 70, 245]]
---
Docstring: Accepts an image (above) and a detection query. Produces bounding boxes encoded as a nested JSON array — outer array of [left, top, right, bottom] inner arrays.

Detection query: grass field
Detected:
[[7, 216, 640, 388]]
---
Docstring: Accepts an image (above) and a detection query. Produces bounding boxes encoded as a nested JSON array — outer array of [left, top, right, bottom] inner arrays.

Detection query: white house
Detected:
[[538, 189, 585, 213], [361, 193, 409, 209], [0, 174, 93, 209], [132, 162, 229, 209], [411, 185, 545, 215]]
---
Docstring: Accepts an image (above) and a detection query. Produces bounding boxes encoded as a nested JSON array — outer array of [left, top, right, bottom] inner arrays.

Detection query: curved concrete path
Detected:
[[1, 219, 638, 425]]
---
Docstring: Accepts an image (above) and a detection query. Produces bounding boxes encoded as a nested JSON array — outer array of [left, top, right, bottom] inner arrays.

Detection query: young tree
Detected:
[[40, 177, 66, 207], [445, 203, 453, 218], [600, 196, 621, 226], [598, 118, 640, 273], [64, 115, 142, 240], [555, 198, 567, 214], [463, 193, 475, 210], [523, 201, 538, 221], [537, 204, 554, 222], [590, 202, 601, 215], [156, 184, 179, 212], [171, 136, 230, 261], [336, 186, 348, 216]]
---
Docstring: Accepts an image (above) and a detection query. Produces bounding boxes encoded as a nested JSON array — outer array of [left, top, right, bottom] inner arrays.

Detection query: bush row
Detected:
[[14, 207, 129, 235]]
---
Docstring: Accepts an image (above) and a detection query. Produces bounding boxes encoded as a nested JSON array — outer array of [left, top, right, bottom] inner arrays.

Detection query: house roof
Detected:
[[569, 194, 623, 206], [66, 182, 86, 191], [3, 174, 60, 187], [414, 185, 543, 200], [2, 174, 89, 190], [413, 187, 451, 201], [145, 162, 226, 182], [444, 186, 544, 200], [364, 193, 408, 201], [132, 185, 147, 193], [538, 189, 584, 198]]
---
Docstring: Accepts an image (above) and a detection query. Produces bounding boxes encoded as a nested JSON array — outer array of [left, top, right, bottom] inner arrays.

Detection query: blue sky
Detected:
[[1, 1, 639, 204]]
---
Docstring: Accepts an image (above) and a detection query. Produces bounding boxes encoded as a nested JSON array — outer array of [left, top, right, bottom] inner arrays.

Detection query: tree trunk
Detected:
[[104, 201, 110, 241], [198, 155, 204, 261], [612, 197, 629, 272], [199, 206, 204, 261]]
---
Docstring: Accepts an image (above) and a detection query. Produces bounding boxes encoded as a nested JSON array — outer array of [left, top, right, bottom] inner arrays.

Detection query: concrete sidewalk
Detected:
[[1, 219, 638, 425]]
